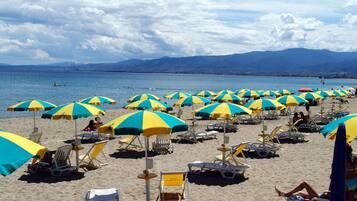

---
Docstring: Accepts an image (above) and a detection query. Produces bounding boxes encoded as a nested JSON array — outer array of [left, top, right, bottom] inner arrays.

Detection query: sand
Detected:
[[0, 98, 355, 201]]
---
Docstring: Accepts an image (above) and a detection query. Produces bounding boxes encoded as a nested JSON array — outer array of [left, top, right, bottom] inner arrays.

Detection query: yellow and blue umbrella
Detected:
[[263, 90, 280, 97], [194, 90, 216, 97], [331, 90, 346, 97], [99, 110, 188, 136], [278, 89, 292, 95], [244, 98, 285, 111], [99, 110, 188, 200], [276, 95, 308, 107], [238, 90, 260, 98], [7, 99, 57, 130], [0, 130, 47, 176], [317, 91, 333, 98], [124, 99, 172, 111], [42, 102, 105, 169], [174, 96, 209, 107], [321, 114, 357, 143], [79, 96, 116, 105], [195, 102, 252, 119], [212, 93, 242, 104], [128, 93, 160, 102], [299, 92, 322, 101], [164, 92, 190, 99], [234, 89, 248, 95], [339, 89, 350, 95], [216, 89, 234, 96]]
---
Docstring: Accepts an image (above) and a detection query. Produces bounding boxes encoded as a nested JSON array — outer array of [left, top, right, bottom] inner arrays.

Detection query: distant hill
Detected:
[[1, 48, 357, 78]]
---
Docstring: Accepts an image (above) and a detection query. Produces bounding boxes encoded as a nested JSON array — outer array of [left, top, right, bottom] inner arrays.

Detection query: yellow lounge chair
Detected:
[[214, 142, 247, 163], [118, 135, 143, 150], [157, 171, 188, 201], [257, 125, 283, 144], [79, 140, 108, 170]]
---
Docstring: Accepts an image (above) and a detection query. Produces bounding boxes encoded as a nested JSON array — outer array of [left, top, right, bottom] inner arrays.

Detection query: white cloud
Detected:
[[0, 0, 356, 64]]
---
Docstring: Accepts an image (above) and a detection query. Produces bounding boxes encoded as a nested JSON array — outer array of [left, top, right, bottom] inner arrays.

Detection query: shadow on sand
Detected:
[[187, 171, 248, 186], [243, 151, 280, 159], [109, 149, 159, 159], [18, 171, 85, 184]]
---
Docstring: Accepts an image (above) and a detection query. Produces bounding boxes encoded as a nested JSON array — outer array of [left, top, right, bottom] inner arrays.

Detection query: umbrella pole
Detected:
[[33, 111, 36, 132], [221, 119, 227, 164], [75, 119, 79, 170], [145, 136, 150, 201]]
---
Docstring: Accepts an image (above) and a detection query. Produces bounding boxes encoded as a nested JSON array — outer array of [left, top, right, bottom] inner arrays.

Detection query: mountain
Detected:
[[1, 48, 357, 77]]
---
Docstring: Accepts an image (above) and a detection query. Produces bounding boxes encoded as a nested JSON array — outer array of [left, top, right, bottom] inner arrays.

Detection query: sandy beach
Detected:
[[0, 98, 355, 201]]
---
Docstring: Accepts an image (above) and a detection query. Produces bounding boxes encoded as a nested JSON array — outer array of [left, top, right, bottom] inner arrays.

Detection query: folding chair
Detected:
[[157, 171, 188, 201]]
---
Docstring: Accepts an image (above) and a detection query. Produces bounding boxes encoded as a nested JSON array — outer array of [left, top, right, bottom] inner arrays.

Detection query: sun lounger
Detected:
[[156, 171, 188, 201], [263, 110, 280, 120], [257, 126, 283, 144], [188, 160, 249, 179], [176, 126, 217, 143], [28, 145, 75, 176], [78, 130, 107, 142], [244, 142, 279, 158], [297, 117, 321, 133], [79, 140, 108, 170], [28, 130, 42, 144], [214, 142, 247, 164], [235, 110, 262, 125], [85, 188, 119, 201], [118, 135, 143, 150], [152, 134, 174, 154], [278, 121, 307, 143], [206, 122, 237, 133]]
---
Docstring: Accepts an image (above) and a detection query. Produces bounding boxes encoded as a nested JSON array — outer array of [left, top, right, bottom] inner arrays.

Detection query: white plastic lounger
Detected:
[[85, 188, 119, 201], [277, 131, 307, 143], [195, 131, 218, 140], [187, 161, 249, 179], [245, 142, 279, 158]]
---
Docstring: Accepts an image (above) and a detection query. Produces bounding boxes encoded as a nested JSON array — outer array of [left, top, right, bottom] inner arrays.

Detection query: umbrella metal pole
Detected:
[[222, 119, 227, 164], [33, 111, 36, 132], [75, 119, 79, 170], [145, 137, 150, 201]]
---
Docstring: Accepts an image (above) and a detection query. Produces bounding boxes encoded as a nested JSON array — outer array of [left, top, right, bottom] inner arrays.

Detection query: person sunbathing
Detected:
[[83, 120, 96, 131], [275, 182, 329, 200]]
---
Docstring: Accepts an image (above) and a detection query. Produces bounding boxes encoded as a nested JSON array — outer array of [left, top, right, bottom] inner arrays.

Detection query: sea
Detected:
[[1, 71, 356, 118]]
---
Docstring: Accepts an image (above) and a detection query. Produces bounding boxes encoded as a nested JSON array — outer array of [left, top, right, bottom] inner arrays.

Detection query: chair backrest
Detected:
[[53, 145, 72, 168], [232, 143, 247, 158], [28, 132, 42, 143], [160, 171, 187, 197], [121, 135, 136, 143], [88, 141, 108, 159], [156, 134, 171, 144]]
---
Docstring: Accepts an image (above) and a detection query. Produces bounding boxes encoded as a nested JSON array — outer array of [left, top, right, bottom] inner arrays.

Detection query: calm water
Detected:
[[1, 71, 357, 117]]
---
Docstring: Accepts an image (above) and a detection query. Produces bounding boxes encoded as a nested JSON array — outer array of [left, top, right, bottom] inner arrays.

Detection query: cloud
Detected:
[[0, 0, 356, 64]]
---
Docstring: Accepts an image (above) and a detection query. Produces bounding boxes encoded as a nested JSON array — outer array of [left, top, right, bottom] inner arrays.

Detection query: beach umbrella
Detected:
[[194, 90, 216, 97], [238, 90, 260, 99], [124, 99, 172, 111], [276, 95, 307, 107], [321, 114, 357, 143], [329, 124, 346, 201], [262, 90, 280, 97], [299, 92, 322, 101], [128, 93, 160, 102], [317, 91, 333, 99], [277, 89, 292, 95], [298, 87, 313, 92], [234, 89, 248, 95], [99, 111, 188, 201], [42, 102, 105, 169], [195, 102, 252, 119], [244, 98, 286, 111], [7, 99, 57, 131], [216, 89, 234, 96], [331, 90, 346, 97], [0, 130, 47, 176], [164, 92, 190, 100], [79, 96, 117, 105], [212, 93, 242, 104], [173, 96, 209, 107]]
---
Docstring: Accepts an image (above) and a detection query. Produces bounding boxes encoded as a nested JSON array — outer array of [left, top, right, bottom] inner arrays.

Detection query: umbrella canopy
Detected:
[[194, 90, 216, 97], [79, 96, 117, 105], [0, 130, 47, 176], [277, 89, 292, 95], [99, 110, 188, 136], [234, 89, 248, 95], [331, 90, 346, 97], [299, 92, 322, 101], [238, 90, 260, 98], [298, 88, 314, 92], [128, 93, 160, 102], [124, 99, 172, 111], [317, 91, 333, 98], [276, 95, 308, 107], [339, 89, 350, 95], [216, 89, 234, 96], [321, 114, 357, 143], [262, 90, 280, 97], [212, 93, 242, 104], [164, 92, 190, 100], [329, 124, 346, 201], [195, 102, 252, 119], [244, 98, 286, 111], [173, 96, 209, 107], [42, 102, 105, 120], [7, 99, 56, 111]]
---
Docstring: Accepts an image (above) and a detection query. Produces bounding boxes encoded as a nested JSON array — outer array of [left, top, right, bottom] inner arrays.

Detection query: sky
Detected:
[[1, 0, 357, 64]]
